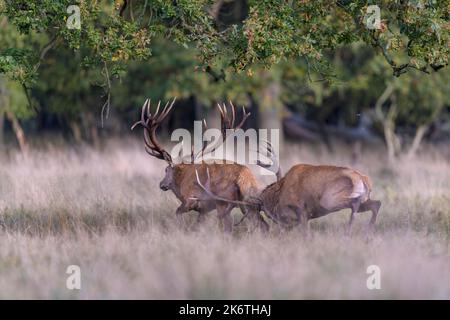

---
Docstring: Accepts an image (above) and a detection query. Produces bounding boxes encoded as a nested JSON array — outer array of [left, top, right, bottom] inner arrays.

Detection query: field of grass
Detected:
[[0, 139, 449, 299]]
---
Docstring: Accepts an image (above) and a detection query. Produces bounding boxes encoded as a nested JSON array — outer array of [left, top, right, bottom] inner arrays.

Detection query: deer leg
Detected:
[[247, 207, 269, 233], [196, 211, 207, 224], [192, 207, 214, 231], [237, 205, 252, 232], [175, 204, 189, 227], [295, 206, 309, 237], [238, 205, 249, 230], [358, 199, 381, 228], [217, 203, 234, 233], [346, 198, 361, 236]]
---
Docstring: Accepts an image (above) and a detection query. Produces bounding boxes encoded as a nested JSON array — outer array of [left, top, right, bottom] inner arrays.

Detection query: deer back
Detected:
[[173, 162, 260, 204], [272, 164, 373, 216]]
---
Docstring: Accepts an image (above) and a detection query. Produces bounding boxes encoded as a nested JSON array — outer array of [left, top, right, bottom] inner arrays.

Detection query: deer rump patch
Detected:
[[319, 176, 362, 212]]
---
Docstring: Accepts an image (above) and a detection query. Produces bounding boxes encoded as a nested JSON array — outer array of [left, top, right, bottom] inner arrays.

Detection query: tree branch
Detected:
[[100, 61, 111, 128], [374, 82, 395, 121], [32, 34, 58, 74], [119, 0, 128, 17]]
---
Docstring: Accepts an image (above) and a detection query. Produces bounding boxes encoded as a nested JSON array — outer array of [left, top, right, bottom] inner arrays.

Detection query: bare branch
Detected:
[[100, 61, 111, 128]]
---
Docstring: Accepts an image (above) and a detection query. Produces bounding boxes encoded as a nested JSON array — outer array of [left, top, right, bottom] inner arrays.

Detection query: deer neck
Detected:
[[168, 164, 188, 199]]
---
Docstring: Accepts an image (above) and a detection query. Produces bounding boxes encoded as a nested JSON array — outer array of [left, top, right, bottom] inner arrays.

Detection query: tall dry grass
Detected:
[[0, 139, 449, 299]]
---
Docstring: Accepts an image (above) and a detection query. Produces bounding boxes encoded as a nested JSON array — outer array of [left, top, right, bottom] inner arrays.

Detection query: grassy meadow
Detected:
[[0, 139, 449, 299]]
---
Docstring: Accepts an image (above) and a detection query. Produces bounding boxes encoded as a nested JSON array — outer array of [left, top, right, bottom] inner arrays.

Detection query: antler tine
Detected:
[[194, 169, 258, 206], [235, 106, 251, 130], [218, 102, 228, 139], [229, 101, 236, 128], [195, 169, 207, 192], [130, 121, 141, 131], [133, 97, 176, 164], [155, 97, 176, 124], [195, 168, 216, 197], [132, 99, 161, 154], [201, 119, 209, 154], [143, 98, 150, 120], [217, 103, 225, 118], [154, 100, 169, 122], [168, 97, 177, 113], [151, 100, 160, 119], [259, 139, 276, 162], [260, 139, 273, 153], [194, 169, 219, 199], [142, 115, 162, 157], [206, 167, 211, 185], [131, 98, 150, 130], [193, 118, 216, 161], [162, 97, 177, 120], [222, 102, 228, 117], [256, 139, 282, 180]]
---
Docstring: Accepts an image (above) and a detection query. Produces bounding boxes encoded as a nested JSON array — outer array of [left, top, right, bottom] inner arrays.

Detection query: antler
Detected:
[[217, 101, 251, 139], [192, 169, 259, 207], [256, 140, 282, 180], [192, 118, 209, 161], [131, 98, 176, 164], [195, 101, 251, 161]]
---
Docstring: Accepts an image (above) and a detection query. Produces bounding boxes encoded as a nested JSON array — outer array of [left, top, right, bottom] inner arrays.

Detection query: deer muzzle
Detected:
[[159, 182, 170, 191]]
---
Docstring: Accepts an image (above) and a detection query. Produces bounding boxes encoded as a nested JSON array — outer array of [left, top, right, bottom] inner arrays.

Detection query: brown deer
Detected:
[[132, 98, 275, 232], [195, 163, 381, 234]]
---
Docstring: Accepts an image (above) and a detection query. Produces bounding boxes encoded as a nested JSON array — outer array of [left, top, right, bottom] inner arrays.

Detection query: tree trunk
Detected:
[[1, 77, 28, 154], [0, 109, 4, 151], [407, 124, 428, 158], [0, 77, 5, 151], [205, 104, 221, 130], [246, 93, 260, 130], [89, 113, 100, 148], [5, 110, 28, 155], [82, 112, 100, 148], [375, 82, 400, 162], [259, 80, 284, 151], [193, 95, 203, 122], [383, 95, 400, 163], [351, 140, 362, 166], [69, 119, 83, 144]]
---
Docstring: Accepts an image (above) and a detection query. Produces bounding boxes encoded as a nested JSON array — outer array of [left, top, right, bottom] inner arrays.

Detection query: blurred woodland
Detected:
[[0, 1, 449, 161]]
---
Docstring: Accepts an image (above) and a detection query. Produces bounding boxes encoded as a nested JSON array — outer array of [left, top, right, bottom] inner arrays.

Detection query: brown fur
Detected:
[[258, 164, 381, 233], [162, 162, 267, 232], [133, 98, 271, 232], [133, 98, 277, 232]]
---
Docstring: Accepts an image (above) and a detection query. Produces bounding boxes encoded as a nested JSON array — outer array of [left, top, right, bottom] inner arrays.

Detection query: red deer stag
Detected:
[[132, 98, 275, 232], [195, 163, 381, 234]]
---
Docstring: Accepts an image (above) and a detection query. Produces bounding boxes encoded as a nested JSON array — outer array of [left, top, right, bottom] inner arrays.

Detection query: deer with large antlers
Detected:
[[132, 98, 276, 232], [195, 163, 381, 234]]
